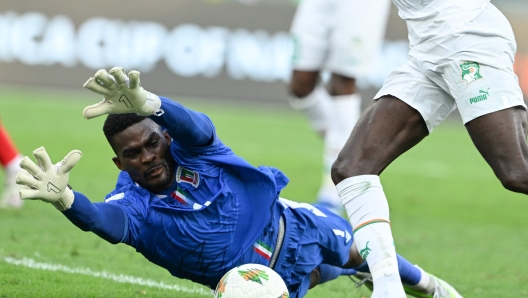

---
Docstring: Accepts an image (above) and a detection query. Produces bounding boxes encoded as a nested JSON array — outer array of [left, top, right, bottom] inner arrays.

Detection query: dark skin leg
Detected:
[[465, 107, 528, 193], [328, 73, 356, 96], [331, 94, 528, 188], [308, 95, 428, 288], [290, 70, 319, 98], [332, 95, 429, 181], [289, 71, 356, 98], [289, 71, 357, 138]]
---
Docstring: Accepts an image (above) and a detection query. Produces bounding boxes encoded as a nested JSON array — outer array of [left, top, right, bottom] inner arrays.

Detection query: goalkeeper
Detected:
[[16, 67, 461, 298]]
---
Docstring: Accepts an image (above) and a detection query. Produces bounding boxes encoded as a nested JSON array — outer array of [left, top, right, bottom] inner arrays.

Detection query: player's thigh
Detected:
[[326, 0, 391, 78], [290, 0, 336, 71], [274, 198, 354, 297], [427, 8, 528, 189], [332, 61, 448, 179], [465, 107, 528, 191], [279, 198, 354, 266], [374, 60, 457, 131]]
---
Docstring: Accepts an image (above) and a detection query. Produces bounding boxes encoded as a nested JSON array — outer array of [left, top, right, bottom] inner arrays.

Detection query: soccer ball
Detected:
[[214, 263, 289, 298]]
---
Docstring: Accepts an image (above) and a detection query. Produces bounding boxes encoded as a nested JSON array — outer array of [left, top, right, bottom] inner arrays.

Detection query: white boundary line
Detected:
[[3, 257, 211, 296]]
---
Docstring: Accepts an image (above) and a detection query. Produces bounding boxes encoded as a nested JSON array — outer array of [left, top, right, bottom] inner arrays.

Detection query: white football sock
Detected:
[[4, 154, 23, 182], [0, 154, 24, 208], [288, 85, 333, 134], [415, 266, 432, 290], [317, 93, 362, 211], [316, 174, 342, 214], [405, 266, 434, 294], [323, 93, 362, 172], [336, 175, 406, 298]]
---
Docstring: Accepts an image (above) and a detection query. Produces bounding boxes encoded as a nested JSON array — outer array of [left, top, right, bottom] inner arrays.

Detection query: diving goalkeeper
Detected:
[[15, 67, 461, 298]]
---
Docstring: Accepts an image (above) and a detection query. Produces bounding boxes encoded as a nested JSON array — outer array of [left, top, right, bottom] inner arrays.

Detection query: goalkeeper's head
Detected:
[[103, 114, 176, 193]]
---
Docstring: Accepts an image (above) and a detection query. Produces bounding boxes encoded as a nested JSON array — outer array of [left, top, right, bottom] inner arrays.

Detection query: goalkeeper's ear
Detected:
[[112, 156, 124, 171]]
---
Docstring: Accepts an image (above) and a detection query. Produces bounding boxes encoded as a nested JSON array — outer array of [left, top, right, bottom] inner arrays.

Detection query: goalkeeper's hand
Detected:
[[82, 66, 162, 119], [15, 147, 82, 211]]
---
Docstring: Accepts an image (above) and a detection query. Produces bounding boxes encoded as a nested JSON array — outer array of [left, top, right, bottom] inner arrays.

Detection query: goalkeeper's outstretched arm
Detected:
[[63, 191, 126, 244], [15, 147, 126, 244]]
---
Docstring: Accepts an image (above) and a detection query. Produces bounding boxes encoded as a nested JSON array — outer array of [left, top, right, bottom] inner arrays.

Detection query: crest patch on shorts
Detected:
[[460, 61, 483, 85], [176, 166, 200, 187]]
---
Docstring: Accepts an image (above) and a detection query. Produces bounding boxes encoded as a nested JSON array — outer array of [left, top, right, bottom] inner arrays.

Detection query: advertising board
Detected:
[[0, 1, 526, 102]]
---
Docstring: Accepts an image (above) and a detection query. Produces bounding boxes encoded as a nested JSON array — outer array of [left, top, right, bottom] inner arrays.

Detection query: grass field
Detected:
[[1, 86, 528, 297]]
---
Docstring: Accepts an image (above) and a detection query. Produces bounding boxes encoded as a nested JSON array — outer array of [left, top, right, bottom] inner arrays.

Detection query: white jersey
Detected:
[[392, 0, 491, 47]]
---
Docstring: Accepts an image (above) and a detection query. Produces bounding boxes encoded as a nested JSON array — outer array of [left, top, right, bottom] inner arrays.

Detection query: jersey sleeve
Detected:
[[62, 191, 127, 244], [104, 186, 151, 246], [149, 97, 215, 148]]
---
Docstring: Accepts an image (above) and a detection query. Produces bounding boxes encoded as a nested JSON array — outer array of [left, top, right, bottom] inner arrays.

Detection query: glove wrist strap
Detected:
[[53, 187, 75, 211], [136, 92, 162, 116]]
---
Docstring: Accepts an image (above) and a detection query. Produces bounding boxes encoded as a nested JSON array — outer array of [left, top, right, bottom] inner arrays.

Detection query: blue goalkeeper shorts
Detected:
[[273, 198, 354, 298]]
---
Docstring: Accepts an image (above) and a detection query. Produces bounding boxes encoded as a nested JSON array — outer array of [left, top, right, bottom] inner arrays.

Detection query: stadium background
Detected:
[[1, 0, 528, 104], [1, 1, 528, 297]]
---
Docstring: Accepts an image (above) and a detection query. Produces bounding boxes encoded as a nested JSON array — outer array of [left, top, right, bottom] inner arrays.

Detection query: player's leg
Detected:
[[274, 198, 359, 297], [332, 56, 457, 296], [331, 96, 428, 297], [288, 0, 343, 216], [304, 219, 462, 297], [342, 244, 463, 297], [465, 107, 528, 193], [332, 95, 430, 177], [288, 0, 335, 134], [314, 74, 361, 214], [341, 227, 427, 292], [0, 121, 23, 209], [288, 70, 331, 136], [289, 73, 360, 216], [316, 0, 391, 214], [430, 2, 528, 194]]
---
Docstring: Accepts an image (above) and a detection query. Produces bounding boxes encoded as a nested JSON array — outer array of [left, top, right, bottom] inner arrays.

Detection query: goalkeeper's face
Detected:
[[111, 119, 176, 193]]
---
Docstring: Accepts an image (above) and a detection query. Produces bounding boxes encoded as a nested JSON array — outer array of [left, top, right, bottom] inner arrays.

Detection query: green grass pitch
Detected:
[[1, 86, 528, 297]]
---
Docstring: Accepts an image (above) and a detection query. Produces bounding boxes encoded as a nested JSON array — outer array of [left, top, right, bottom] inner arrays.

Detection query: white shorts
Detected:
[[375, 3, 526, 132], [290, 0, 391, 78]]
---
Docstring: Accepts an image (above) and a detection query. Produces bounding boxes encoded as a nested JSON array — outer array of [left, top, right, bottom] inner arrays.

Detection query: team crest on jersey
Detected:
[[460, 61, 483, 85], [176, 166, 200, 187]]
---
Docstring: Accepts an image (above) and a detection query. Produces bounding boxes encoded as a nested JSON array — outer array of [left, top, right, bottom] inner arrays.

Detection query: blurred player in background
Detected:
[[15, 67, 461, 298], [332, 0, 526, 297], [288, 0, 391, 214], [0, 121, 23, 209]]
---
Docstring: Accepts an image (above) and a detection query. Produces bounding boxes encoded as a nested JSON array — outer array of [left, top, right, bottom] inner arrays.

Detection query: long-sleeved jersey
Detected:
[[64, 97, 288, 288]]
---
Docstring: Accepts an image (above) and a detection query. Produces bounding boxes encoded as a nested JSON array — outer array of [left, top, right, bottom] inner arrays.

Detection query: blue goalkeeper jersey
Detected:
[[104, 100, 289, 288]]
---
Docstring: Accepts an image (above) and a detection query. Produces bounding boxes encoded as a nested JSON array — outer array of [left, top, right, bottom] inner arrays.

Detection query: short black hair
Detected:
[[103, 113, 147, 147]]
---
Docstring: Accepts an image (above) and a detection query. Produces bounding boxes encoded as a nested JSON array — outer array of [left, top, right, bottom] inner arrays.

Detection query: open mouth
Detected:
[[146, 165, 164, 178]]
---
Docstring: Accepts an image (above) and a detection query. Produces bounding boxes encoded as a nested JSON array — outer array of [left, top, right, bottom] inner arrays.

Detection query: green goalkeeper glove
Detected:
[[15, 147, 82, 211], [82, 66, 162, 119]]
